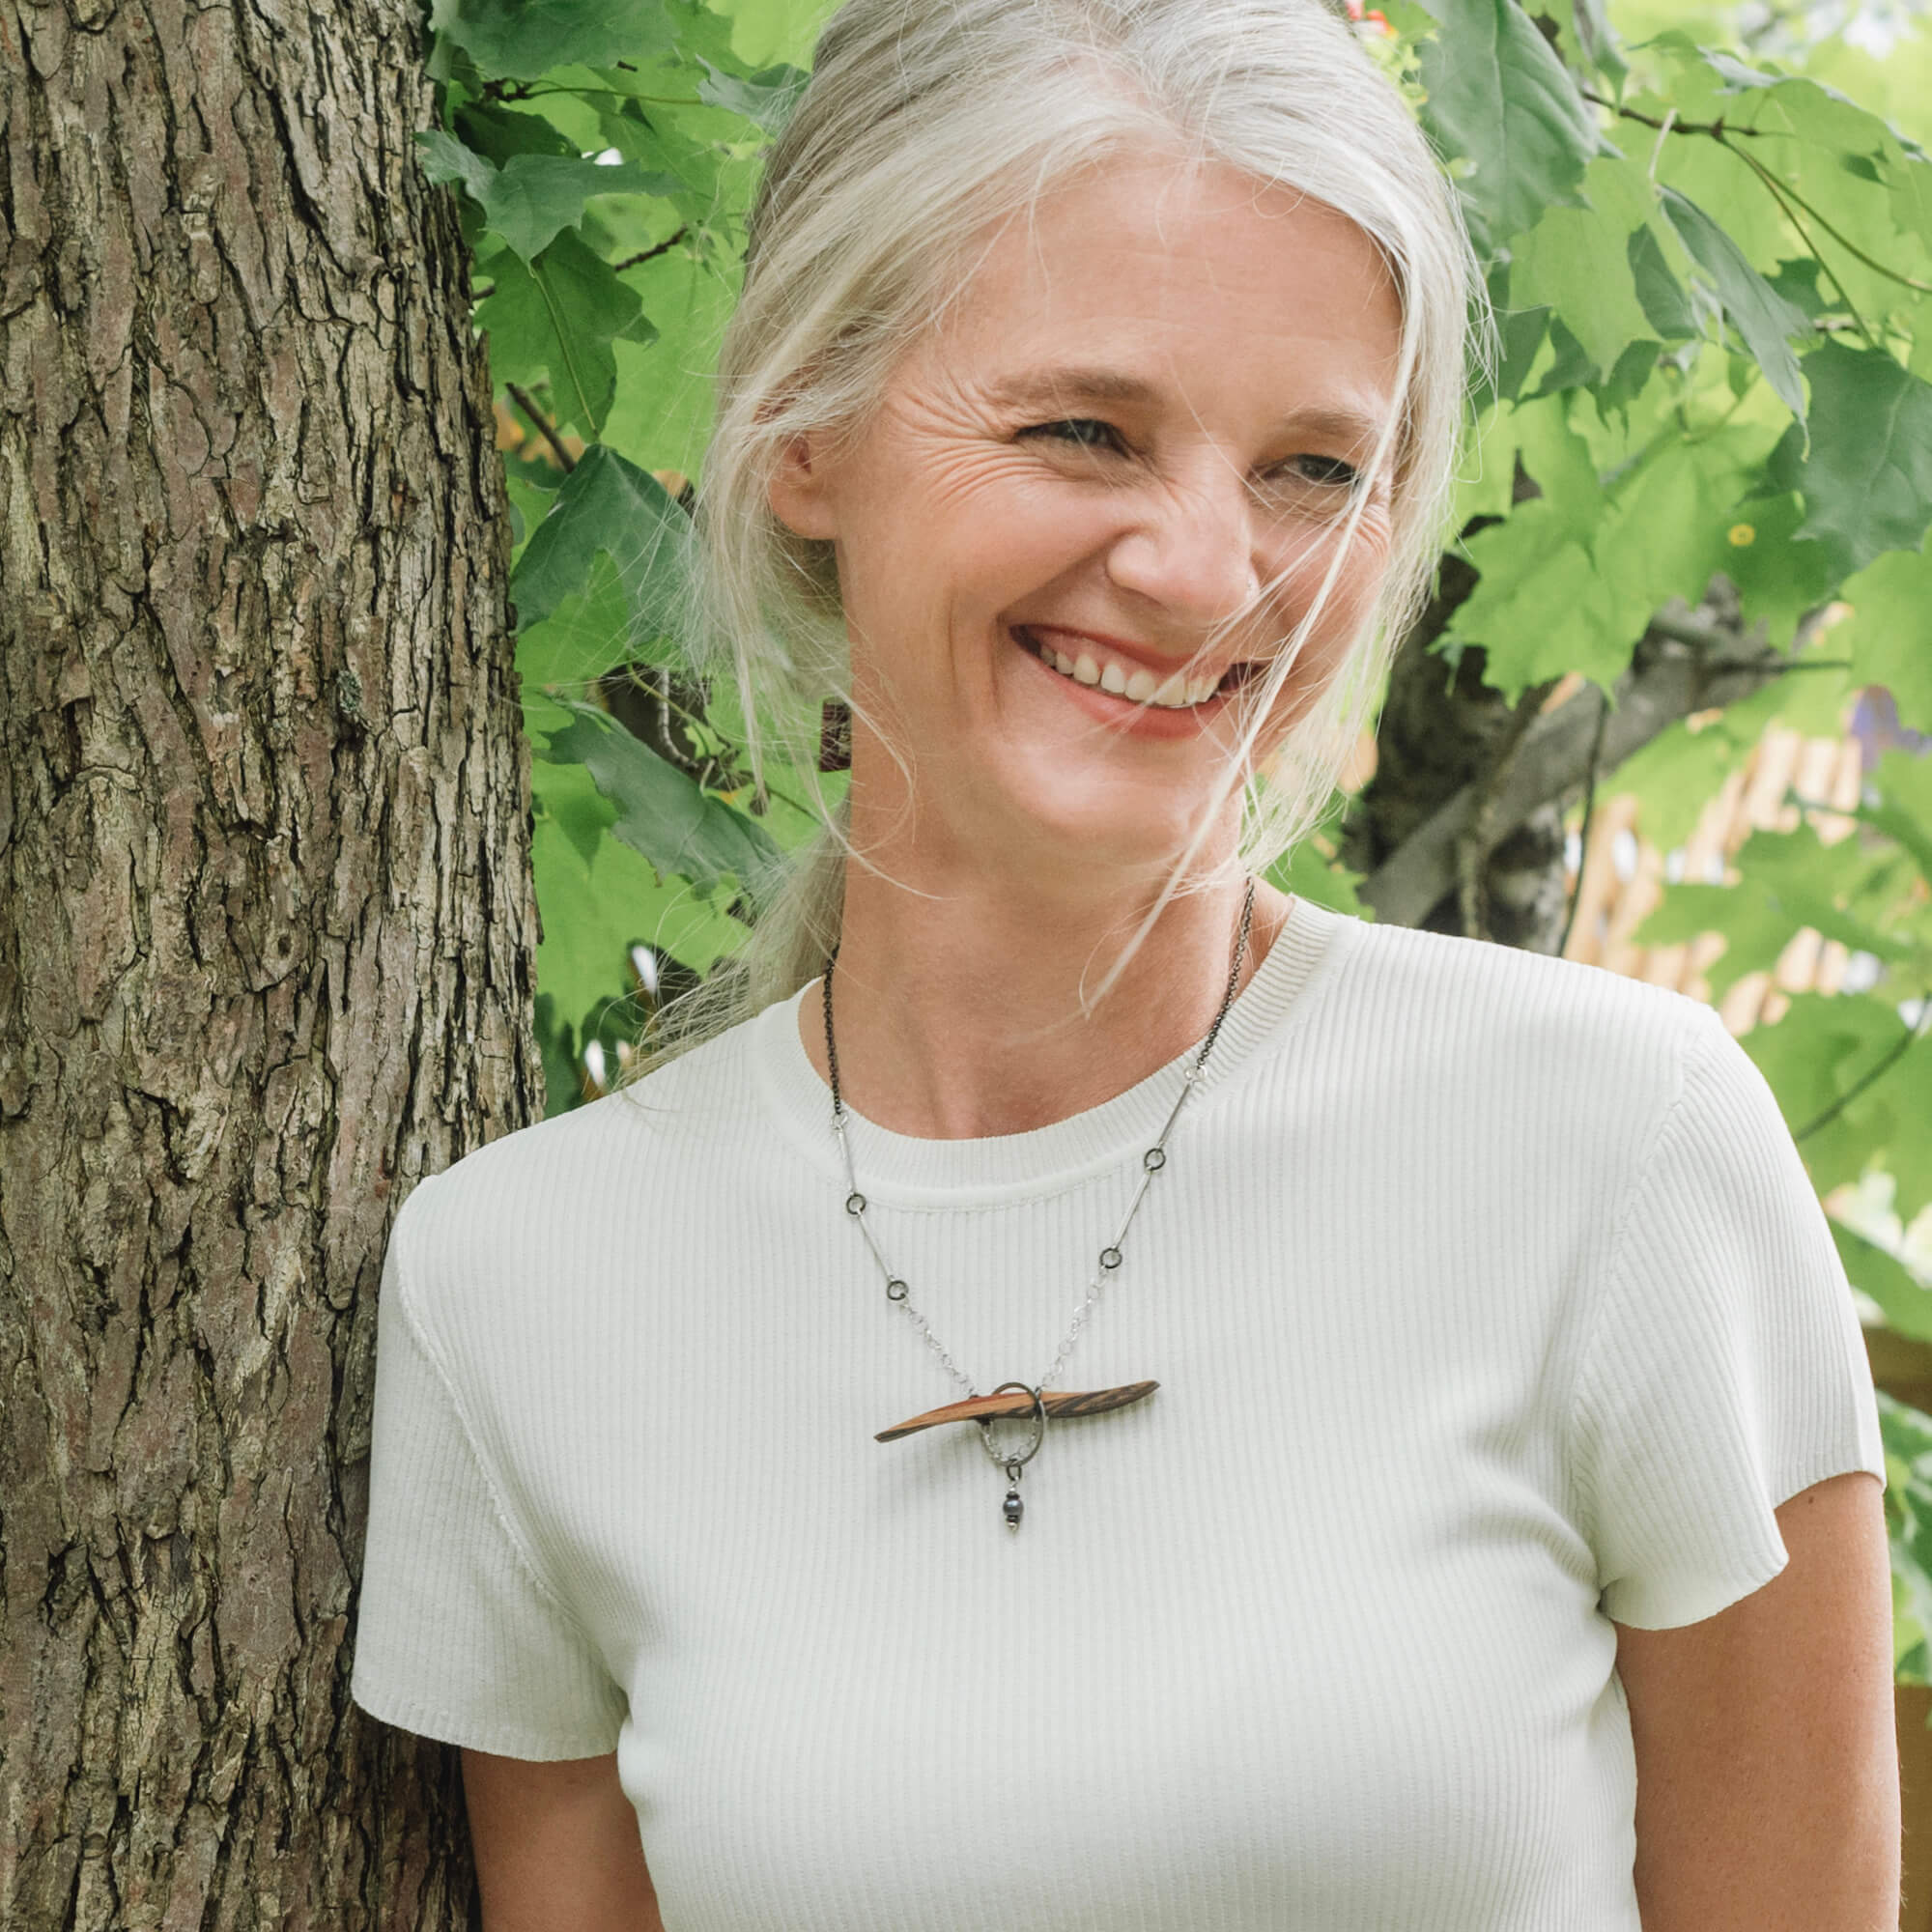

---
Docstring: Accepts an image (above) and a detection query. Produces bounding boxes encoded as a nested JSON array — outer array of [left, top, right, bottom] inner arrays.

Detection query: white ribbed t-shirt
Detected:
[[351, 895, 1885, 1931]]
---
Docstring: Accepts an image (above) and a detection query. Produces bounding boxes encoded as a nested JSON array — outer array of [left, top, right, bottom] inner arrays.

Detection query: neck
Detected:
[[801, 852, 1291, 1141]]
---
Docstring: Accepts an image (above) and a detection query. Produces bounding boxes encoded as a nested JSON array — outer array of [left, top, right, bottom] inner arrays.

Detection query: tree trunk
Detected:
[[0, 1, 534, 1924], [1345, 602, 1572, 951]]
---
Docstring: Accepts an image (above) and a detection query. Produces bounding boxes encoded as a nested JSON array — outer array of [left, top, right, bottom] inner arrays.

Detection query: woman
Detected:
[[351, 0, 1899, 1925]]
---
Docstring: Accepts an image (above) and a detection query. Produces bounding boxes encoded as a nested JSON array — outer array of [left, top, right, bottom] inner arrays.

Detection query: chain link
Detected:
[[822, 880, 1257, 1469]]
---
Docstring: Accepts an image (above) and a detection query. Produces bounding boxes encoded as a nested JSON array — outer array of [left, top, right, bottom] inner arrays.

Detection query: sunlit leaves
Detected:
[[1451, 381, 1772, 699], [1508, 157, 1656, 378], [1414, 0, 1599, 244]]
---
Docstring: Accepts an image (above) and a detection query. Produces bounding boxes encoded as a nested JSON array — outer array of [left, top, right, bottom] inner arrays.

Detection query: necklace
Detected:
[[820, 876, 1258, 1531]]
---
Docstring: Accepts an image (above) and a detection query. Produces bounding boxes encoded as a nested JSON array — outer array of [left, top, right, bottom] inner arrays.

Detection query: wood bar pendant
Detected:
[[875, 1380, 1158, 1443]]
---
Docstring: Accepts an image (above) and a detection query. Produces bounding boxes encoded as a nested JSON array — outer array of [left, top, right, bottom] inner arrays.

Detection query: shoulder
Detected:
[[1325, 906, 1710, 1081], [1295, 906, 1723, 1169], [383, 1003, 778, 1340]]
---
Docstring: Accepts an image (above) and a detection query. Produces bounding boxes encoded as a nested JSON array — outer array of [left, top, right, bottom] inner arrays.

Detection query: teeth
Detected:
[[1021, 628, 1223, 709]]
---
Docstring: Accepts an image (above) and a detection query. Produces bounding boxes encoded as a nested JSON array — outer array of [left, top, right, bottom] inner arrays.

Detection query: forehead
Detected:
[[925, 155, 1404, 425]]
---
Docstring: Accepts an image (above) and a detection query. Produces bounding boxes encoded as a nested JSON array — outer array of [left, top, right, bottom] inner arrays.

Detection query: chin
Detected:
[[986, 768, 1227, 876]]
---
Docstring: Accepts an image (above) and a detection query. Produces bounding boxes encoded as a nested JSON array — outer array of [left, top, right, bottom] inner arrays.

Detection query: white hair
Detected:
[[620, 0, 1486, 1085]]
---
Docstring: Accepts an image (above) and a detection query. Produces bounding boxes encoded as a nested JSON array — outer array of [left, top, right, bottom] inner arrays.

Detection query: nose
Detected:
[[1103, 462, 1264, 628]]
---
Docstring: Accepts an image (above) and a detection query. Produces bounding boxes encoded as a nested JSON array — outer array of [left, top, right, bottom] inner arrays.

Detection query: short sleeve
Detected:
[[1571, 1001, 1887, 1632], [350, 1180, 628, 1758]]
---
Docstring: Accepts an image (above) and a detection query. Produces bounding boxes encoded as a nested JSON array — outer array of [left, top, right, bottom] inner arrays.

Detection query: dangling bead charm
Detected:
[[1002, 1461, 1025, 1531]]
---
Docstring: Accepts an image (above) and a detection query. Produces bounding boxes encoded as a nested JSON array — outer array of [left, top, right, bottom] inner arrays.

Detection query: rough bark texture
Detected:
[[0, 1, 537, 1924], [1343, 588, 1573, 951]]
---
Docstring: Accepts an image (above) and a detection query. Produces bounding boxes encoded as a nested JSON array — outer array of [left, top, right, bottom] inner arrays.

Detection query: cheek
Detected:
[[1269, 508, 1394, 641], [1245, 514, 1393, 742]]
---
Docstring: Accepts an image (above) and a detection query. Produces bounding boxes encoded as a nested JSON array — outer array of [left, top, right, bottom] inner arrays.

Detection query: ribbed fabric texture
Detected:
[[351, 896, 1885, 1931]]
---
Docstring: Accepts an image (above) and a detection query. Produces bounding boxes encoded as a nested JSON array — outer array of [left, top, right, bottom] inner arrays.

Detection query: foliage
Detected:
[[415, 0, 1932, 1664]]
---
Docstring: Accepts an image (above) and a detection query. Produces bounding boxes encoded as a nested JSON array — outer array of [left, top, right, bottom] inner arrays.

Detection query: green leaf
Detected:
[[1536, 0, 1626, 90], [479, 156, 684, 266], [539, 699, 781, 901], [1862, 749, 1932, 881], [530, 803, 748, 1060], [1416, 0, 1599, 244], [1835, 1221, 1932, 1344], [1660, 186, 1811, 419], [695, 57, 807, 133], [711, 0, 841, 68], [1769, 341, 1932, 579], [475, 229, 647, 439], [433, 0, 676, 82], [533, 744, 616, 869], [517, 550, 659, 701], [452, 99, 576, 167], [533, 990, 588, 1118], [1719, 488, 1842, 648], [1627, 222, 1698, 341], [1507, 156, 1656, 379], [1745, 992, 1932, 1215], [1634, 880, 1790, 994], [600, 243, 741, 480], [1520, 315, 1601, 401], [512, 442, 693, 639], [415, 128, 499, 205], [1265, 828, 1374, 918]]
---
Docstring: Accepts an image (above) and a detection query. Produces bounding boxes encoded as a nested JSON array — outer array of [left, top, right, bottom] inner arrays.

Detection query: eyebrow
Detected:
[[984, 367, 1388, 447]]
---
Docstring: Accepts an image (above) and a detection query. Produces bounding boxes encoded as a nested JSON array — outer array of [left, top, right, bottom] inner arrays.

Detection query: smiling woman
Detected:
[[349, 2, 1896, 1928], [762, 156, 1406, 898]]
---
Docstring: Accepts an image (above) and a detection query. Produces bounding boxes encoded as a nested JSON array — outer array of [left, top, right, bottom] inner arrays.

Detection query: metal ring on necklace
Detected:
[[977, 1380, 1048, 1470]]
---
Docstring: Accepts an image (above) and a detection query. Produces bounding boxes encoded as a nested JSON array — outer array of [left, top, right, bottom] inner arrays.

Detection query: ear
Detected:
[[766, 431, 840, 540]]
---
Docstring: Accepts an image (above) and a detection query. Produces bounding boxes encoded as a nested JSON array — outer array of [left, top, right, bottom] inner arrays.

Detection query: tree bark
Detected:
[[0, 1, 535, 1924]]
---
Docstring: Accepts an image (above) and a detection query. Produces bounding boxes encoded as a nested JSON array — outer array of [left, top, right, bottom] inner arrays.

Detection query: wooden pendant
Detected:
[[875, 1379, 1158, 1443]]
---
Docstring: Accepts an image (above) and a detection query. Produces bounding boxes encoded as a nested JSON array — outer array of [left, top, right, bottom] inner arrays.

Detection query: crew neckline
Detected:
[[750, 894, 1353, 1205]]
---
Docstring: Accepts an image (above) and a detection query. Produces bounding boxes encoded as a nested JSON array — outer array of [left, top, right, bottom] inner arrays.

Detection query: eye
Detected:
[[1287, 454, 1361, 490], [1019, 418, 1129, 456]]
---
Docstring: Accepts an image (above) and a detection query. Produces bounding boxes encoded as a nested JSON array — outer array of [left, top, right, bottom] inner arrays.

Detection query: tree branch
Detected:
[[1457, 675, 1563, 941], [506, 382, 577, 472], [612, 226, 690, 272], [1554, 680, 1611, 958], [1358, 626, 1822, 928]]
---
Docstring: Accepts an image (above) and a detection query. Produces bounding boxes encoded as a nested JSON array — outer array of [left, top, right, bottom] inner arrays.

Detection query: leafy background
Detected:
[[417, 0, 1932, 1675]]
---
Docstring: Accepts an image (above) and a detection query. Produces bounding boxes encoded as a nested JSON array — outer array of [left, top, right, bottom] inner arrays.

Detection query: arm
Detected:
[[461, 1747, 664, 1932], [1612, 1469, 1899, 1931]]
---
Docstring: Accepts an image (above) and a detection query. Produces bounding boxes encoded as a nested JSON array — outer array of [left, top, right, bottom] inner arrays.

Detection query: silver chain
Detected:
[[821, 878, 1257, 1472]]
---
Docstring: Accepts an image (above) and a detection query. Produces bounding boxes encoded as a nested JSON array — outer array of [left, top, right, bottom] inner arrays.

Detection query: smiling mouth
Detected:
[[1010, 625, 1258, 709]]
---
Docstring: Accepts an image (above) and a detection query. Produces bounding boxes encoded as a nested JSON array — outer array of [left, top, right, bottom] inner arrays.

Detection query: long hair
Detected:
[[619, 0, 1486, 1086]]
